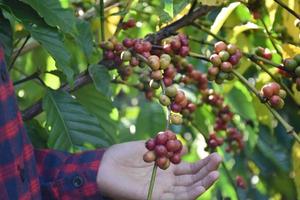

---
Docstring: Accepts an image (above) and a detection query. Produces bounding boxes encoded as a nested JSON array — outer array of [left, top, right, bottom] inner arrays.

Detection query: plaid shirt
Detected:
[[0, 46, 106, 199]]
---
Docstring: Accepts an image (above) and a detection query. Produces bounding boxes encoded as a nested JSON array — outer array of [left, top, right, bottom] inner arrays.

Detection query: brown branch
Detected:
[[22, 4, 217, 121]]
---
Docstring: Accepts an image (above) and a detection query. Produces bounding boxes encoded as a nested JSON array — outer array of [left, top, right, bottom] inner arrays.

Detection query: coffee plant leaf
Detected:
[[292, 142, 300, 200], [282, 0, 300, 43], [89, 64, 112, 98], [282, 43, 300, 59]]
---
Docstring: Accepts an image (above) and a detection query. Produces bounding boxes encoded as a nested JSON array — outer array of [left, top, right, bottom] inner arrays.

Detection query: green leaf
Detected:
[[164, 0, 173, 18], [136, 101, 166, 139], [73, 84, 118, 144], [207, 2, 240, 42], [25, 119, 48, 148], [20, 0, 77, 34], [75, 19, 94, 62], [43, 89, 110, 151], [0, 11, 13, 64], [89, 64, 111, 97], [4, 0, 74, 82], [173, 0, 190, 15]]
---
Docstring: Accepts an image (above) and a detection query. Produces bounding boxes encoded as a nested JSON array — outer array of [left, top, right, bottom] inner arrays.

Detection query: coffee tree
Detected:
[[1, 0, 300, 199]]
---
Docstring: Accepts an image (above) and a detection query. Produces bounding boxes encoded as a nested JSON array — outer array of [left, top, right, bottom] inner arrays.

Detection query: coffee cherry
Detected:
[[151, 70, 163, 80], [254, 47, 264, 56], [148, 55, 160, 70], [163, 44, 173, 54], [178, 98, 188, 108], [262, 85, 273, 98], [262, 50, 272, 60], [104, 50, 115, 60], [123, 38, 134, 47], [269, 95, 284, 109], [294, 54, 300, 64], [161, 158, 170, 170], [171, 102, 182, 113], [171, 39, 181, 50], [143, 41, 152, 52], [150, 81, 160, 89], [214, 41, 227, 53], [170, 153, 181, 164], [145, 139, 156, 150], [166, 140, 178, 152], [165, 130, 177, 140], [228, 55, 240, 66], [156, 157, 168, 169], [143, 151, 156, 163], [160, 54, 171, 69], [130, 57, 139, 66], [236, 176, 246, 189], [220, 62, 233, 72], [208, 67, 219, 77], [179, 46, 189, 57], [284, 58, 298, 71], [295, 66, 300, 77], [279, 89, 287, 99], [164, 65, 176, 78], [187, 103, 197, 112], [174, 91, 185, 104], [155, 145, 168, 157], [269, 82, 280, 95], [121, 50, 132, 61], [227, 44, 237, 55], [165, 85, 177, 98], [170, 113, 183, 125], [219, 50, 230, 61], [210, 54, 222, 66], [163, 77, 173, 86], [134, 42, 144, 53], [159, 94, 171, 106], [227, 72, 235, 80]]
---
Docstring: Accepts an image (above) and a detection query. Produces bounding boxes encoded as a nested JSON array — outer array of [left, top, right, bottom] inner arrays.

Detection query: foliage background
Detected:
[[0, 0, 300, 199]]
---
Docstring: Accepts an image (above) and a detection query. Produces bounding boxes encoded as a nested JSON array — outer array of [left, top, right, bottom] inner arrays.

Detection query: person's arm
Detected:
[[35, 149, 105, 199], [0, 46, 106, 199]]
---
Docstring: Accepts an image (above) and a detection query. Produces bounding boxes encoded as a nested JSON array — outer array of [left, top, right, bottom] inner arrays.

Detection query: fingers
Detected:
[[163, 171, 219, 200], [162, 185, 205, 200], [174, 154, 221, 186], [174, 153, 222, 176]]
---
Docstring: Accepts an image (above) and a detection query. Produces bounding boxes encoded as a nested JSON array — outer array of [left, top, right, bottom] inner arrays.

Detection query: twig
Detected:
[[232, 70, 300, 143], [13, 72, 40, 86], [189, 52, 210, 62], [147, 165, 158, 200], [113, 1, 133, 36], [9, 36, 30, 71], [273, 0, 300, 20], [260, 19, 282, 56], [99, 0, 105, 42]]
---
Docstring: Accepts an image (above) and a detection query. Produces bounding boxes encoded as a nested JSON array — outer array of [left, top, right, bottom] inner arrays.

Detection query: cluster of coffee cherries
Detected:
[[208, 41, 242, 84], [225, 128, 244, 153], [282, 55, 300, 91], [143, 130, 183, 170], [261, 82, 286, 109], [236, 175, 247, 189], [121, 18, 136, 30], [254, 47, 272, 60], [162, 33, 189, 57]]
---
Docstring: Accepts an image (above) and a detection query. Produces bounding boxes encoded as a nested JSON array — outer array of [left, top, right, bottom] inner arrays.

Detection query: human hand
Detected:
[[97, 141, 222, 200]]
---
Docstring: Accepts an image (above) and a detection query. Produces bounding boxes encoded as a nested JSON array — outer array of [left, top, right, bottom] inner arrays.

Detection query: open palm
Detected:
[[97, 141, 222, 200]]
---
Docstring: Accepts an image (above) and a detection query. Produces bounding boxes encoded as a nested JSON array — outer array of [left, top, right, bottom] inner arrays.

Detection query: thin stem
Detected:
[[9, 36, 30, 71], [147, 164, 158, 200], [189, 51, 210, 62], [189, 37, 214, 46], [244, 52, 284, 69], [273, 0, 300, 20], [114, 1, 133, 36], [13, 72, 40, 86], [99, 0, 105, 42], [192, 22, 228, 42], [232, 70, 300, 143], [260, 19, 282, 56], [221, 162, 241, 200]]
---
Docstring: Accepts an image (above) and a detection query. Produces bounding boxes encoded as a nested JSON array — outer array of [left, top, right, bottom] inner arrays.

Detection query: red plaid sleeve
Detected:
[[35, 149, 105, 199]]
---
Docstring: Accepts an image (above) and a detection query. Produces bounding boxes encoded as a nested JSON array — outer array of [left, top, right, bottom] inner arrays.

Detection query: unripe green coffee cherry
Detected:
[[279, 89, 287, 99], [159, 94, 171, 106], [148, 55, 160, 70], [283, 58, 297, 71], [160, 54, 171, 69], [210, 54, 222, 66], [227, 44, 237, 55], [295, 66, 300, 77], [227, 72, 235, 80], [150, 81, 160, 89], [170, 113, 183, 125], [121, 50, 132, 61], [165, 85, 177, 98], [294, 54, 300, 64], [219, 50, 230, 61]]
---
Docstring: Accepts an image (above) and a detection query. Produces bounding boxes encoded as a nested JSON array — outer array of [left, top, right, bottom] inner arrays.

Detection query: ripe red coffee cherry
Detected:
[[174, 91, 185, 103], [178, 97, 188, 108], [165, 85, 177, 97], [262, 85, 273, 99], [228, 55, 240, 66], [179, 46, 189, 57], [104, 50, 115, 60], [236, 176, 246, 189], [155, 133, 168, 145], [130, 57, 139, 66], [145, 139, 156, 150], [134, 42, 144, 53], [156, 157, 168, 169], [269, 82, 280, 95], [126, 19, 136, 28], [159, 94, 171, 106], [164, 65, 176, 78], [123, 38, 134, 47], [166, 140, 178, 152], [187, 103, 197, 112], [143, 41, 152, 52], [170, 153, 181, 164], [210, 54, 222, 66], [165, 130, 177, 140], [163, 77, 173, 86], [155, 145, 168, 157], [214, 41, 227, 53], [227, 44, 237, 55], [171, 102, 182, 113], [208, 67, 219, 76], [269, 95, 284, 109], [163, 44, 173, 54], [171, 39, 181, 50], [220, 62, 233, 72], [151, 70, 163, 80], [262, 50, 272, 60], [143, 151, 156, 163], [173, 140, 183, 152]]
